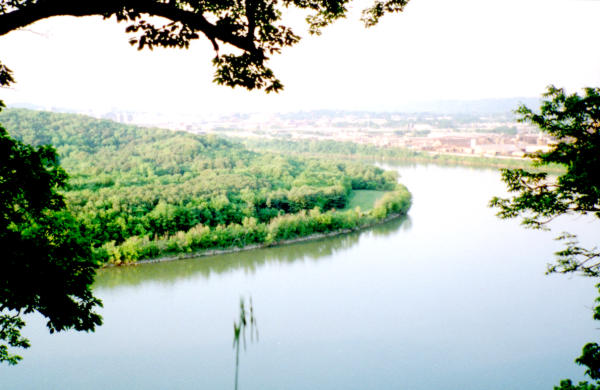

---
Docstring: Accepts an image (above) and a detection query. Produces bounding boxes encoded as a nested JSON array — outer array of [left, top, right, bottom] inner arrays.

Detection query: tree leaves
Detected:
[[0, 0, 410, 92], [361, 0, 409, 28], [0, 127, 102, 364], [491, 86, 600, 277], [212, 52, 283, 92], [0, 313, 29, 365]]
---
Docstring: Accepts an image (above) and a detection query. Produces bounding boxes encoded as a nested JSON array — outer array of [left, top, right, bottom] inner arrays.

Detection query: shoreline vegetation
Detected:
[[98, 185, 411, 265], [112, 210, 408, 266], [241, 138, 564, 173], [90, 165, 411, 265]]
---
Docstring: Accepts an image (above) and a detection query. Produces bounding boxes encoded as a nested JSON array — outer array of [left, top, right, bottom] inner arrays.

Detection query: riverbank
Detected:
[[99, 184, 412, 266], [108, 211, 407, 267], [242, 138, 565, 173], [97, 184, 410, 265]]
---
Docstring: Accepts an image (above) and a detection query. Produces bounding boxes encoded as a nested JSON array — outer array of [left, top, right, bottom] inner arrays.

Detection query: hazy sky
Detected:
[[0, 0, 599, 114]]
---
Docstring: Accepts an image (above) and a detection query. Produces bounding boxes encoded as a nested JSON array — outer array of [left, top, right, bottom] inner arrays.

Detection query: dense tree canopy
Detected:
[[1, 108, 411, 265], [0, 0, 409, 96], [0, 122, 102, 364]]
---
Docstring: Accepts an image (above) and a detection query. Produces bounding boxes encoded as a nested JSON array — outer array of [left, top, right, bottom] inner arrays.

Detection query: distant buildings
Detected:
[[80, 108, 552, 159]]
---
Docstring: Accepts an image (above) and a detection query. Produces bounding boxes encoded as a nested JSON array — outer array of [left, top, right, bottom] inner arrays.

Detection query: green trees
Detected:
[[0, 124, 102, 364], [1, 108, 411, 265], [490, 86, 600, 388], [490, 86, 600, 277]]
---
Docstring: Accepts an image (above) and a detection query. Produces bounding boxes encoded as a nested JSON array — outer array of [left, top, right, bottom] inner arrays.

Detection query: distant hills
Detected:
[[6, 97, 541, 120], [392, 97, 541, 115]]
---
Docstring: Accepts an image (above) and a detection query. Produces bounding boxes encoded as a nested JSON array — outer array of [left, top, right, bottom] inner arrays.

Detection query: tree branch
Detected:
[[0, 0, 261, 57]]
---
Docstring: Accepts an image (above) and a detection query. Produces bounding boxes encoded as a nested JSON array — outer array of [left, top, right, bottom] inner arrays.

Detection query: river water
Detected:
[[3, 163, 599, 389]]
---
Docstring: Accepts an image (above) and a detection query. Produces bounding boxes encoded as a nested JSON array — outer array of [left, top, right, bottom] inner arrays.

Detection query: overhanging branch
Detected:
[[0, 0, 261, 57]]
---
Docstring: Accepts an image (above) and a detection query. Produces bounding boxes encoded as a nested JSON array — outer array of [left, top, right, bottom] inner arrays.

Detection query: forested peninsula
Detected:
[[0, 109, 411, 265]]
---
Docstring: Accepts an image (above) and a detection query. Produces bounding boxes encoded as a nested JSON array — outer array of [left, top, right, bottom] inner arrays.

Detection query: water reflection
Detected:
[[94, 215, 411, 289], [5, 164, 598, 390]]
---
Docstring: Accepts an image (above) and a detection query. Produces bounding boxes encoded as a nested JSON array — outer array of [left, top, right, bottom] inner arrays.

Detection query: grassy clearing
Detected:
[[343, 190, 387, 211]]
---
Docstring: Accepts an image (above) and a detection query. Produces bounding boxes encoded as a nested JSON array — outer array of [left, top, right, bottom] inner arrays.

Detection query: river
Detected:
[[3, 163, 599, 389]]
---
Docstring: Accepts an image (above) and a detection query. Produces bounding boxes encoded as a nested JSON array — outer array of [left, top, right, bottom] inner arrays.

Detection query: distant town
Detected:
[[101, 109, 552, 159], [193, 111, 552, 159], [15, 98, 552, 159]]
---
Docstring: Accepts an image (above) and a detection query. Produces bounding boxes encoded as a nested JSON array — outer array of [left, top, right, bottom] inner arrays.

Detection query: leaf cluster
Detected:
[[491, 87, 600, 227], [553, 286, 600, 390], [0, 124, 102, 364], [490, 86, 600, 276]]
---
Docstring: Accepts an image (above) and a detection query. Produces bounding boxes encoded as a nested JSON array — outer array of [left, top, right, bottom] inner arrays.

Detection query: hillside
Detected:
[[0, 109, 411, 264]]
